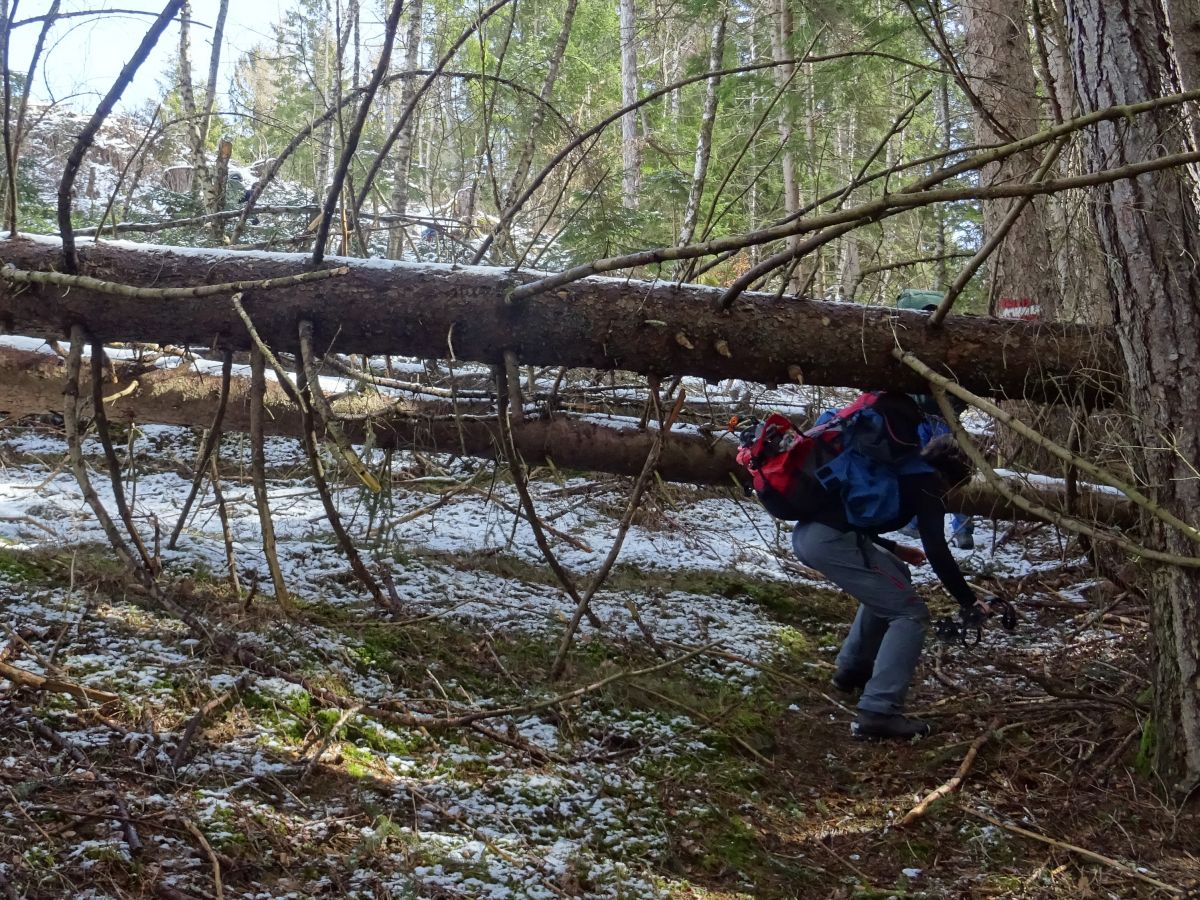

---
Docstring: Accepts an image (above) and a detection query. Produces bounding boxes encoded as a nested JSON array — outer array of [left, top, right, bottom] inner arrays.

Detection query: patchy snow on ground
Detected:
[[0, 423, 1073, 663]]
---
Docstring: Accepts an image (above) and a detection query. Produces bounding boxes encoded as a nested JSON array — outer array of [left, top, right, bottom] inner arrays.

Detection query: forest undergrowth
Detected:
[[0, 420, 1196, 899]]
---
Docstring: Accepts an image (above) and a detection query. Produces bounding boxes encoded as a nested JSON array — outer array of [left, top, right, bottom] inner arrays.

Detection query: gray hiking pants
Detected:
[[791, 521, 930, 716]]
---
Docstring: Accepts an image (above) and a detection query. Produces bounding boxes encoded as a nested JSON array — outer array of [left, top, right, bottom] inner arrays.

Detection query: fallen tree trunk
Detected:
[[0, 346, 1135, 527], [0, 236, 1119, 403]]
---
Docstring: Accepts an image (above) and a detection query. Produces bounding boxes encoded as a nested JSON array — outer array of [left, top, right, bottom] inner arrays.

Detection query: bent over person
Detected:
[[787, 394, 995, 740]]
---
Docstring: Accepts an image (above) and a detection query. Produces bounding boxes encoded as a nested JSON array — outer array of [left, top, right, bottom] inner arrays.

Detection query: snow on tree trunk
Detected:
[[0, 236, 1117, 403], [1068, 0, 1200, 792]]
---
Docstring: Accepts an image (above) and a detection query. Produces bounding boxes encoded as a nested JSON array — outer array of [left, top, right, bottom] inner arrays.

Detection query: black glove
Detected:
[[968, 594, 1017, 631], [960, 602, 988, 631]]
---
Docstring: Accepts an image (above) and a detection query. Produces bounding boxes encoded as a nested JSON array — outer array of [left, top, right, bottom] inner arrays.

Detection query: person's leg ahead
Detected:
[[833, 604, 886, 688], [792, 522, 931, 732]]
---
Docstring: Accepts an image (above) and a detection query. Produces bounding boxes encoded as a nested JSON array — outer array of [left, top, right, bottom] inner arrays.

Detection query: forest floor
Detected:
[[0, 420, 1196, 899]]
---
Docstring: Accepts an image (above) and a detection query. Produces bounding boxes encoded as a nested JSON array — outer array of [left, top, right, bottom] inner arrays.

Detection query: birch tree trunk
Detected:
[[386, 0, 425, 259], [619, 0, 641, 208], [676, 11, 727, 251], [200, 0, 230, 148], [177, 1, 210, 201], [770, 0, 801, 292], [1068, 0, 1200, 792]]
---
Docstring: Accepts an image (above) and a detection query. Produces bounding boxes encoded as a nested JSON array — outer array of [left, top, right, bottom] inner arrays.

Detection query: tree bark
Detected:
[[386, 0, 425, 259], [177, 0, 210, 200], [1068, 0, 1200, 791], [770, 0, 802, 292], [0, 237, 1117, 403], [963, 0, 1074, 473], [677, 12, 727, 251], [0, 345, 1136, 526], [618, 0, 641, 208], [962, 0, 1058, 318]]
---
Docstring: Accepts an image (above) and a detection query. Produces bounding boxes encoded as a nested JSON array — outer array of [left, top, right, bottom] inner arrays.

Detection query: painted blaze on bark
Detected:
[[1069, 0, 1200, 790]]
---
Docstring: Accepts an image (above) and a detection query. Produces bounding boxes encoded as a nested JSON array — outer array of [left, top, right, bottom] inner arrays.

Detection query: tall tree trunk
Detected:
[[962, 0, 1057, 318], [177, 1, 210, 201], [0, 237, 1117, 402], [936, 73, 952, 289], [676, 11, 727, 251], [200, 0, 230, 148], [770, 0, 801, 291], [618, 0, 641, 208], [1068, 0, 1200, 792], [963, 0, 1067, 473], [493, 0, 579, 258], [387, 0, 425, 259]]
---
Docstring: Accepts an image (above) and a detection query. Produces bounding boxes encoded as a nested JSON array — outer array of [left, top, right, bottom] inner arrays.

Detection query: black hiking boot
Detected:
[[850, 711, 932, 741], [830, 670, 869, 699]]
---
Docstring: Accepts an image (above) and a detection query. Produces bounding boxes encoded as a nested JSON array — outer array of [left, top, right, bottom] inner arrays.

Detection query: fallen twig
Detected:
[[634, 683, 771, 766], [173, 674, 251, 768], [90, 340, 155, 572], [900, 716, 1001, 827], [550, 388, 687, 680], [964, 807, 1184, 895], [467, 484, 594, 552], [298, 320, 381, 493], [294, 330, 391, 613], [179, 816, 225, 900], [301, 703, 362, 781], [26, 716, 142, 853], [2, 261, 350, 299], [208, 456, 241, 593], [993, 658, 1143, 711], [247, 345, 292, 611], [169, 350, 233, 550], [493, 359, 602, 631], [0, 659, 119, 707]]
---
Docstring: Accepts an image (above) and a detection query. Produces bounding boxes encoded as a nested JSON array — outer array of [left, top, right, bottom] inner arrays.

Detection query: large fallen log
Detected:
[[0, 236, 1119, 403], [0, 346, 1135, 528]]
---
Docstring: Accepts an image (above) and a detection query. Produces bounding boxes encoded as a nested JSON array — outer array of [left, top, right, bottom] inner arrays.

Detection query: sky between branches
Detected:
[[9, 0, 331, 110]]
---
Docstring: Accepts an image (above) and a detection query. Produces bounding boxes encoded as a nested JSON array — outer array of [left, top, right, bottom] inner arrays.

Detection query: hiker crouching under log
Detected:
[[736, 391, 1000, 741], [792, 395, 1001, 740]]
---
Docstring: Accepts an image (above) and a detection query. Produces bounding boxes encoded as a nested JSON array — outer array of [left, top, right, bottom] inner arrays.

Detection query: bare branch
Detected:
[[57, 0, 185, 273]]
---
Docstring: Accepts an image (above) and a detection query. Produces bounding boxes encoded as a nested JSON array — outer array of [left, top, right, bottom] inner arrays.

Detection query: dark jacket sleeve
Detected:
[[912, 477, 976, 607]]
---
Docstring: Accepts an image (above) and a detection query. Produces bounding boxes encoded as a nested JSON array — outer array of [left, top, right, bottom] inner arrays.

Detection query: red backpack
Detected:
[[734, 392, 931, 525]]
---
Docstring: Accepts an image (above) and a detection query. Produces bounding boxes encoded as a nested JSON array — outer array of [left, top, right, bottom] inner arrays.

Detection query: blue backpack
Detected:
[[736, 392, 934, 529]]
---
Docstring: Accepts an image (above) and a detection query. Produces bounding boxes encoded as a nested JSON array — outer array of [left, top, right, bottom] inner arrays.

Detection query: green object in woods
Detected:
[[896, 288, 945, 311]]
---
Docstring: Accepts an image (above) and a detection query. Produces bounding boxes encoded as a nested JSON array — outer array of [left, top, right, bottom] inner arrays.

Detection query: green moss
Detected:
[[776, 626, 813, 662], [1134, 717, 1156, 777], [346, 718, 423, 755], [22, 846, 56, 870], [0, 547, 45, 582]]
